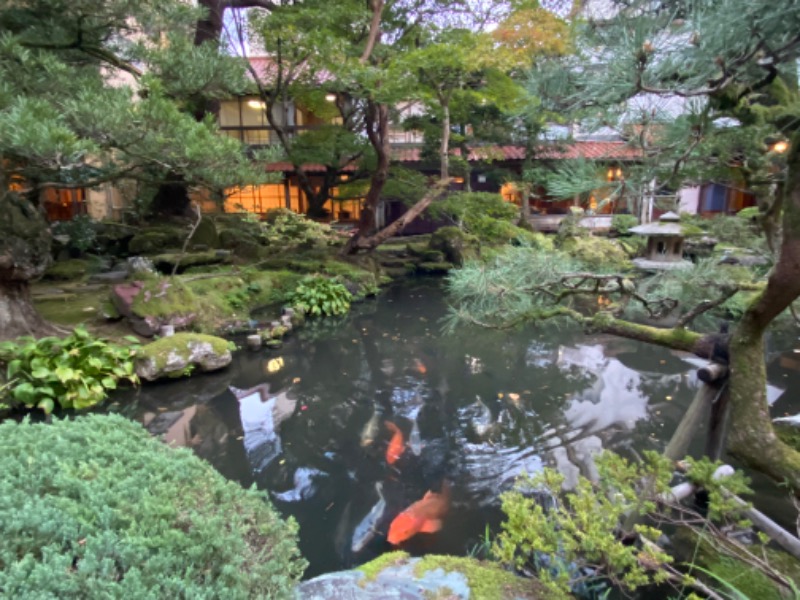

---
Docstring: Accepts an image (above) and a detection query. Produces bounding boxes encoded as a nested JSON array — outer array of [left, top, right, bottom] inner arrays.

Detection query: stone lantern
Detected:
[[629, 211, 692, 270]]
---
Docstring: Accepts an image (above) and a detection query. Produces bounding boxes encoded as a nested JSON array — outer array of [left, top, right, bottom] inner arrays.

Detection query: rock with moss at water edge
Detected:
[[135, 332, 232, 381]]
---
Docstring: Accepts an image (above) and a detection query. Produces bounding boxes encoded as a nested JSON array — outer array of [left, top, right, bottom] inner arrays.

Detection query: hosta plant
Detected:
[[0, 326, 139, 413], [289, 275, 352, 317]]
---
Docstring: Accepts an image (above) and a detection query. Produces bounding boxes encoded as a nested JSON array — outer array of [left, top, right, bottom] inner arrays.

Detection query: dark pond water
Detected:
[[111, 279, 800, 579]]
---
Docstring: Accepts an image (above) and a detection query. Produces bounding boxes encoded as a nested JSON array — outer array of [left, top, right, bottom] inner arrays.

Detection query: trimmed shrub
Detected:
[[610, 214, 639, 236], [0, 414, 306, 598]]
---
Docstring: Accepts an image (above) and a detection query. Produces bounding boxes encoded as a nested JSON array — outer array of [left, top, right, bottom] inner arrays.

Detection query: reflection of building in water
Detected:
[[558, 344, 667, 434], [143, 406, 200, 447], [232, 384, 297, 473]]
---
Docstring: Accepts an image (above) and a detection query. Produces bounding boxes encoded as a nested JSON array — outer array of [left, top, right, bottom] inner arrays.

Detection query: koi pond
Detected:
[[112, 279, 800, 579]]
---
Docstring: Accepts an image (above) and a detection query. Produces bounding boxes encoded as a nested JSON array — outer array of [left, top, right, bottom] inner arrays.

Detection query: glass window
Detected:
[[219, 100, 241, 127]]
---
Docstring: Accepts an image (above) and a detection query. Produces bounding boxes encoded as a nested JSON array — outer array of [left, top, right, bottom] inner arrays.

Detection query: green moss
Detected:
[[128, 229, 183, 255], [429, 226, 480, 266], [34, 285, 103, 326], [413, 555, 544, 600], [137, 333, 230, 374], [357, 551, 411, 583], [418, 262, 454, 274], [42, 259, 89, 281], [131, 278, 199, 320], [675, 529, 795, 600], [776, 424, 800, 453], [150, 250, 230, 274]]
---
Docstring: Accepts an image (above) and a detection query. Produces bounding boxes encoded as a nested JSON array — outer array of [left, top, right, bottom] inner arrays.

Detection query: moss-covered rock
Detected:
[[135, 332, 232, 381], [294, 552, 544, 600], [150, 250, 231, 274], [189, 217, 219, 249], [42, 259, 89, 281], [128, 229, 183, 255], [429, 226, 480, 266], [418, 261, 454, 274], [93, 221, 138, 257]]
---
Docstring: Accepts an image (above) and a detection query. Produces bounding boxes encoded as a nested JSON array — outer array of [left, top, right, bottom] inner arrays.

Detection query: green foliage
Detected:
[[289, 275, 352, 317], [262, 209, 337, 250], [611, 214, 640, 236], [445, 246, 584, 330], [430, 192, 526, 243], [494, 451, 675, 598], [0, 326, 138, 413], [51, 215, 98, 253], [0, 414, 306, 598], [494, 452, 765, 599], [625, 259, 754, 327], [706, 215, 763, 249], [558, 236, 632, 271]]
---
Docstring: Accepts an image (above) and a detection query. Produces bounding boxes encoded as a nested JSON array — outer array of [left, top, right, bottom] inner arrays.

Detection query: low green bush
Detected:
[[262, 208, 336, 249], [429, 192, 521, 243], [0, 326, 138, 413], [52, 215, 97, 254], [610, 214, 639, 236], [289, 275, 352, 317], [0, 414, 306, 598]]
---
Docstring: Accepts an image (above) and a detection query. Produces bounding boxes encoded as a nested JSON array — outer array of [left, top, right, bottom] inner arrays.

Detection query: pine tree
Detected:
[[0, 0, 264, 339]]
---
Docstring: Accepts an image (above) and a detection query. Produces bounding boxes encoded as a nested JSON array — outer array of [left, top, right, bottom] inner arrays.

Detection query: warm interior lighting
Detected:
[[247, 99, 266, 110], [772, 140, 789, 153], [325, 93, 337, 102], [607, 168, 614, 181], [452, 176, 465, 184], [340, 174, 349, 182], [615, 168, 623, 179]]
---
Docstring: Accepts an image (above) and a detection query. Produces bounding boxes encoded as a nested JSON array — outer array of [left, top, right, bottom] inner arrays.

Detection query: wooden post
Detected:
[[664, 381, 716, 461], [705, 381, 730, 460]]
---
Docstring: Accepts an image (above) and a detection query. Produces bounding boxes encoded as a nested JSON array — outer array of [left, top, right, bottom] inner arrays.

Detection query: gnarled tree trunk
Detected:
[[0, 192, 56, 341], [725, 132, 800, 494]]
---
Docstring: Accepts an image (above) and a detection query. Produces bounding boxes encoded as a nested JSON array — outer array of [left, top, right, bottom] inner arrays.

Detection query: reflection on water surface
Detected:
[[114, 279, 799, 578]]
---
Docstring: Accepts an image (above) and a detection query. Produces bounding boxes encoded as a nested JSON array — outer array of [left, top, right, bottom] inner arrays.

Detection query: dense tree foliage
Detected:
[[0, 0, 265, 339]]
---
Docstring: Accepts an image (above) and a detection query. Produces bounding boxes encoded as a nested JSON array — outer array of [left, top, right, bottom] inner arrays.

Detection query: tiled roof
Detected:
[[393, 141, 641, 163], [265, 161, 356, 173]]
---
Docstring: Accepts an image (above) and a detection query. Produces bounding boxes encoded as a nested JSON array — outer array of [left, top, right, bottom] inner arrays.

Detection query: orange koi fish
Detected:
[[413, 358, 427, 374], [385, 421, 405, 465], [387, 481, 451, 545]]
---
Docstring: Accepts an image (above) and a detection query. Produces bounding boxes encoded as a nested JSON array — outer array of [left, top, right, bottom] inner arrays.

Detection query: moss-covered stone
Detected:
[[189, 217, 219, 249], [149, 250, 231, 274], [418, 261, 454, 274], [357, 551, 412, 583], [42, 259, 90, 281], [356, 552, 544, 600], [407, 244, 446, 263], [429, 226, 480, 266], [128, 229, 183, 255], [414, 555, 545, 600], [135, 332, 232, 381]]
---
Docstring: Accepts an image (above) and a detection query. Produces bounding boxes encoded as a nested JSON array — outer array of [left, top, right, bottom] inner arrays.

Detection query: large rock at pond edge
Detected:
[[429, 227, 480, 266], [135, 333, 232, 382], [111, 280, 197, 337], [295, 553, 543, 600]]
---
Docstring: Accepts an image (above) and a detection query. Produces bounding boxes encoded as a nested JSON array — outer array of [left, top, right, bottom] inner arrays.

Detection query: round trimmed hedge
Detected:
[[0, 414, 305, 598]]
